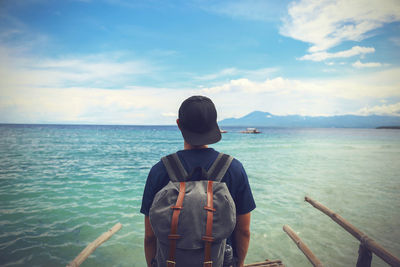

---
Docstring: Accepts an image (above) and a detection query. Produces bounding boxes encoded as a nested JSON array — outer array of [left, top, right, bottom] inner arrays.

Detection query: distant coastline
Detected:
[[376, 126, 400, 129], [219, 111, 400, 128]]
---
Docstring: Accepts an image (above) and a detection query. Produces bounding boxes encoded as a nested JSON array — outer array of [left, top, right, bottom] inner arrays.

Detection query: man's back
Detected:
[[140, 148, 256, 259]]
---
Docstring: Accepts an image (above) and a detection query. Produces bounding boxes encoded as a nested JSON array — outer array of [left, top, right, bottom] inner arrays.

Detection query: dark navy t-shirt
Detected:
[[140, 147, 256, 255]]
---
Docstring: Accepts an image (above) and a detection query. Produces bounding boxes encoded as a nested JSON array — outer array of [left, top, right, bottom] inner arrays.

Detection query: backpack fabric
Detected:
[[149, 152, 236, 267]]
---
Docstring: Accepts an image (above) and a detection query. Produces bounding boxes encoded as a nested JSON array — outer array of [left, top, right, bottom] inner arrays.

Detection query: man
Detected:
[[140, 95, 256, 267]]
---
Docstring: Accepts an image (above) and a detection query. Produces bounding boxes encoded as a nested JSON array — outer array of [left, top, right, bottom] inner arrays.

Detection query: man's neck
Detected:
[[184, 141, 208, 150]]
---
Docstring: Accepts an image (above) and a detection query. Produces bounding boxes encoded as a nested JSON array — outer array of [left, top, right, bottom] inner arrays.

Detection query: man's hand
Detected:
[[144, 216, 156, 267], [234, 212, 251, 267]]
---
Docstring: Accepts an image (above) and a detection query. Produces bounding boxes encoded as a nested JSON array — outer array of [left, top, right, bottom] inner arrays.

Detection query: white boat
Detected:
[[240, 128, 261, 134]]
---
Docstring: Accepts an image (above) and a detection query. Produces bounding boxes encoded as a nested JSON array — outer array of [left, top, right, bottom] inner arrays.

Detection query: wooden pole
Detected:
[[244, 259, 283, 266], [66, 222, 122, 267], [305, 196, 400, 267], [283, 225, 323, 267]]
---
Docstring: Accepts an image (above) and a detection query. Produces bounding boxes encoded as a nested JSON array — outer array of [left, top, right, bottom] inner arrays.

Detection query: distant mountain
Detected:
[[219, 111, 400, 128]]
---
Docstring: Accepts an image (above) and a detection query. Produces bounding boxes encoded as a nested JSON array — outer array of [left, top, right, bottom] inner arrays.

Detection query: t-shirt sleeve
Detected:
[[230, 160, 256, 215], [140, 161, 166, 216]]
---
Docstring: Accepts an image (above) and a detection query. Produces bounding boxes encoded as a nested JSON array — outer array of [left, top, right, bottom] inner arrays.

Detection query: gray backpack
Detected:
[[149, 153, 236, 267]]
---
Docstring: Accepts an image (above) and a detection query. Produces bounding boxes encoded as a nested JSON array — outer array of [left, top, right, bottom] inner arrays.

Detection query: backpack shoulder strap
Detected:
[[161, 153, 188, 182], [207, 153, 234, 182]]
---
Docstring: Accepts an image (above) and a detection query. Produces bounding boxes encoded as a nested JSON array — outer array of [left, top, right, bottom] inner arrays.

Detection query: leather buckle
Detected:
[[203, 260, 213, 267], [202, 235, 215, 242], [166, 260, 176, 267], [168, 234, 181, 240], [203, 206, 216, 212]]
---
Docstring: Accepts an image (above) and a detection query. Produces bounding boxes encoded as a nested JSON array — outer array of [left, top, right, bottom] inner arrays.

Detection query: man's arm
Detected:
[[144, 216, 157, 267], [234, 212, 251, 267]]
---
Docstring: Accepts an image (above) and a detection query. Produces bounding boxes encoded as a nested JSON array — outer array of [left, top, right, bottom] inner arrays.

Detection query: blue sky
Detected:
[[1, 0, 400, 124]]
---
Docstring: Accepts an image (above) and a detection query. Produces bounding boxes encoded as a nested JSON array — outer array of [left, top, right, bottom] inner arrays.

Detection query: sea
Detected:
[[0, 124, 399, 267]]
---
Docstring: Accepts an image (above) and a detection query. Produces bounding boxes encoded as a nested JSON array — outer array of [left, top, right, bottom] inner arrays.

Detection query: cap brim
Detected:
[[180, 122, 221, 146]]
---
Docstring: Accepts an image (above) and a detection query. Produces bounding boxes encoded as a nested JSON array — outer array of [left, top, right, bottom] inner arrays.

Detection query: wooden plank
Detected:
[[283, 225, 323, 267], [66, 223, 122, 267], [245, 259, 284, 267], [305, 196, 400, 267]]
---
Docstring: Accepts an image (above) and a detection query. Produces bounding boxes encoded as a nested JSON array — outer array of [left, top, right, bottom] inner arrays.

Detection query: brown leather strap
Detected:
[[167, 182, 186, 266], [202, 180, 215, 266]]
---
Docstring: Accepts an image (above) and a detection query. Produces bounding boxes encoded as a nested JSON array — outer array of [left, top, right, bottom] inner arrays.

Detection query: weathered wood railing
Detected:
[[302, 196, 400, 267], [283, 225, 323, 267], [66, 222, 122, 267]]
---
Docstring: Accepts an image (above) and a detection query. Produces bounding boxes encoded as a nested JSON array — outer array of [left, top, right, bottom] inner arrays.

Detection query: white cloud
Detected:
[[352, 60, 383, 68], [299, 46, 375, 61], [200, 68, 400, 118], [196, 68, 238, 81], [0, 49, 154, 88], [162, 112, 177, 117], [2, 45, 400, 123], [281, 0, 400, 52], [0, 13, 50, 54], [0, 45, 192, 124], [391, 37, 400, 46], [195, 67, 277, 81], [322, 68, 337, 73], [2, 67, 400, 123], [203, 69, 400, 99], [357, 102, 400, 116], [202, 76, 307, 96], [0, 85, 195, 124]]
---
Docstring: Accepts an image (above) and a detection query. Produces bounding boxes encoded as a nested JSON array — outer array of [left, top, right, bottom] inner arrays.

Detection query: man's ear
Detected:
[[176, 119, 181, 130]]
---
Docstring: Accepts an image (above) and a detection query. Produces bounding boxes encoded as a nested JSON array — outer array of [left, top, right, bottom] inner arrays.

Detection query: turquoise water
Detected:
[[0, 125, 399, 267]]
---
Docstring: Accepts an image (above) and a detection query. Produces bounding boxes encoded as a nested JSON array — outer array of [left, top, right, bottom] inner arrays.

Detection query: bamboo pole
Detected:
[[66, 222, 122, 267], [283, 225, 323, 267], [244, 259, 283, 266], [305, 196, 400, 267]]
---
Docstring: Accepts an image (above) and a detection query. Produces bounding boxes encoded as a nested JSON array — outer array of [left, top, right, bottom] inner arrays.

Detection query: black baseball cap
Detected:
[[178, 95, 221, 146]]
